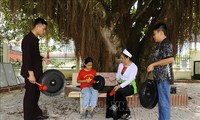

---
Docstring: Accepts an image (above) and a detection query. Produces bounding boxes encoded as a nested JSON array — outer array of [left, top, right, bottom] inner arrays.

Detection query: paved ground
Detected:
[[0, 83, 200, 120]]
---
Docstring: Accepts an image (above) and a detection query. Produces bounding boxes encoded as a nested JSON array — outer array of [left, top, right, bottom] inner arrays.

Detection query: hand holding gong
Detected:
[[86, 78, 92, 83], [92, 75, 105, 91]]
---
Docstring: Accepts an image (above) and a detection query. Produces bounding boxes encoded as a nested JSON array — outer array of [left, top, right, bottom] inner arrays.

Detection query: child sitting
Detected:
[[77, 57, 99, 119]]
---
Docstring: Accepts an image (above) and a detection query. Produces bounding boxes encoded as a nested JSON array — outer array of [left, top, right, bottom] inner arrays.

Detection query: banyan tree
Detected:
[[1, 0, 200, 86]]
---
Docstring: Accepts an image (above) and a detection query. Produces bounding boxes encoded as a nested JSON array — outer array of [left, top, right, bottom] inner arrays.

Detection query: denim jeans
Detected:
[[157, 80, 171, 120], [81, 87, 98, 109]]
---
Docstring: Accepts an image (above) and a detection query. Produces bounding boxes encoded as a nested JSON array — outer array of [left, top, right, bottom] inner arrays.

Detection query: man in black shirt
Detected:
[[21, 18, 50, 120], [147, 23, 174, 120]]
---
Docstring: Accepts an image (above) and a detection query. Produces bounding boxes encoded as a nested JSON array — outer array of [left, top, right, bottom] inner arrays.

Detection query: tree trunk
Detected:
[[2, 0, 200, 87]]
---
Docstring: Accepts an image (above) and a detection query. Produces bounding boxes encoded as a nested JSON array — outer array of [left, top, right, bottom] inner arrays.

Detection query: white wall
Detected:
[[3, 43, 10, 63], [174, 51, 200, 79], [173, 70, 192, 79]]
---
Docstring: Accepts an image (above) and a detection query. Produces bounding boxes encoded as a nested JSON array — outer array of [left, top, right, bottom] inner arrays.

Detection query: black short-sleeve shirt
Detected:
[[153, 38, 174, 84]]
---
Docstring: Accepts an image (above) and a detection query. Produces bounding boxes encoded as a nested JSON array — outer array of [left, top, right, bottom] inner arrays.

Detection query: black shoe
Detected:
[[120, 113, 131, 120], [35, 115, 49, 120], [80, 112, 87, 119], [87, 111, 94, 119]]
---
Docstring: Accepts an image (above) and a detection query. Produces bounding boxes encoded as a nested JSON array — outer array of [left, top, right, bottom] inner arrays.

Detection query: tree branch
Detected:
[[132, 0, 153, 22], [99, 0, 110, 11]]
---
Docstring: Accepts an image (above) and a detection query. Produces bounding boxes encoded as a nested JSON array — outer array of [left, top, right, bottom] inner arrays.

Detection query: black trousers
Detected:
[[23, 78, 42, 120], [106, 85, 134, 119]]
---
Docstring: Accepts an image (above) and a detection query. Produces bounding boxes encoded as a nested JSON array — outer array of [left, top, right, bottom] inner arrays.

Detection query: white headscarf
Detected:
[[123, 49, 132, 58]]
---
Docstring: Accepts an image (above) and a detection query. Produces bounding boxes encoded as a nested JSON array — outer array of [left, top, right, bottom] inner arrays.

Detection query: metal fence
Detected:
[[174, 55, 191, 70]]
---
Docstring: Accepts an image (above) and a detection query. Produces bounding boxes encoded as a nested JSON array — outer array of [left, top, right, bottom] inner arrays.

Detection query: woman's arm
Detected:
[[109, 64, 121, 82]]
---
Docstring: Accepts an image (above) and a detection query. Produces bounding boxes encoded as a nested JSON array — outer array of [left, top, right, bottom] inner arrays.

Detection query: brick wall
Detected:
[[97, 94, 188, 108]]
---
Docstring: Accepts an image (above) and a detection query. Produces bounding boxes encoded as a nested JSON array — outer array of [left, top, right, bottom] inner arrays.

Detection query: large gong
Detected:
[[139, 79, 158, 109], [92, 75, 105, 91], [39, 69, 65, 96]]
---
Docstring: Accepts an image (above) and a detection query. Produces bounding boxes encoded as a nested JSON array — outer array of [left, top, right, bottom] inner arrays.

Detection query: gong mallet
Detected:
[[35, 82, 48, 91], [109, 90, 116, 96]]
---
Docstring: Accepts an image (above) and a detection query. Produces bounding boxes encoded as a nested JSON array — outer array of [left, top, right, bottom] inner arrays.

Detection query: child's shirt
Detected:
[[77, 69, 96, 89]]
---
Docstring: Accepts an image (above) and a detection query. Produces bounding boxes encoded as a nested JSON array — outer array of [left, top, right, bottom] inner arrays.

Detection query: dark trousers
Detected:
[[23, 78, 42, 120], [106, 85, 134, 119]]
